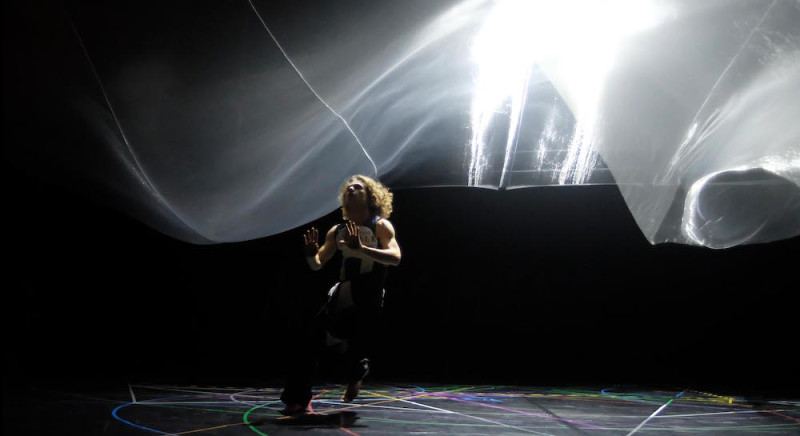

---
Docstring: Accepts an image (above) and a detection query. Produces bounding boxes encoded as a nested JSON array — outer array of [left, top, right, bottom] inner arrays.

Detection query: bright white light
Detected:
[[468, 0, 538, 186], [467, 0, 659, 186]]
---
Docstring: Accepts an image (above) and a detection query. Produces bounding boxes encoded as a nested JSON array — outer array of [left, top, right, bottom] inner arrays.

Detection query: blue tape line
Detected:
[[112, 395, 191, 434]]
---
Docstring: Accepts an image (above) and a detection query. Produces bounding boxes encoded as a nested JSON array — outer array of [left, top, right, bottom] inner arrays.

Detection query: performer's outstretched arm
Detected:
[[303, 225, 338, 270], [340, 219, 402, 266]]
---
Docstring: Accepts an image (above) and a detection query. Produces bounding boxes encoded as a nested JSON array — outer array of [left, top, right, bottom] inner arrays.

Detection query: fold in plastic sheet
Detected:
[[10, 0, 799, 246], [576, 0, 800, 248]]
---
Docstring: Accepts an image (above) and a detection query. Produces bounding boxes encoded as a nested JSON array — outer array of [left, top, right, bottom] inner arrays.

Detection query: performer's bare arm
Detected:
[[303, 225, 338, 271], [341, 219, 402, 266]]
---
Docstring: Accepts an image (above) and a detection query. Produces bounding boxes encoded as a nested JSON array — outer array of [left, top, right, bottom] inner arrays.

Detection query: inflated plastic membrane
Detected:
[[14, 0, 800, 247]]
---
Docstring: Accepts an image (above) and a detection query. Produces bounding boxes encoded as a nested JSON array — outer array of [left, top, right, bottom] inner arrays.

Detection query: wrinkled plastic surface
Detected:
[[7, 0, 799, 246]]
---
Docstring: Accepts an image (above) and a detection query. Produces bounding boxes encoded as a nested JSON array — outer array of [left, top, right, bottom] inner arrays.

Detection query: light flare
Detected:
[[467, 0, 659, 186]]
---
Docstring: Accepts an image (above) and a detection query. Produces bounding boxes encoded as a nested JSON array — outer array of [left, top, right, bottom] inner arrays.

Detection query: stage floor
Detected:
[[4, 382, 799, 435]]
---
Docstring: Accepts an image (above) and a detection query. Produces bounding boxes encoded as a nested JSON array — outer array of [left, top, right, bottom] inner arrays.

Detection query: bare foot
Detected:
[[341, 380, 362, 403], [280, 403, 307, 416]]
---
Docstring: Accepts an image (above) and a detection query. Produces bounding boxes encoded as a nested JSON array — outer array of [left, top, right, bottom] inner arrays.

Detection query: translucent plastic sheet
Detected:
[[8, 0, 799, 246]]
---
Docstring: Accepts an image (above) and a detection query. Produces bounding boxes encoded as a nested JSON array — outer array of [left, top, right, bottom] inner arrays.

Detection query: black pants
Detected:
[[280, 282, 382, 407]]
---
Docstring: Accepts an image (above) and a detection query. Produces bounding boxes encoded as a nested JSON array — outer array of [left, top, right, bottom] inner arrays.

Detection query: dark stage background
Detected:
[[5, 165, 798, 399]]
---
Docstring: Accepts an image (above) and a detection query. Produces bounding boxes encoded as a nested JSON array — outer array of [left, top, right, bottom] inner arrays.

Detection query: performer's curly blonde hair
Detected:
[[338, 175, 393, 219]]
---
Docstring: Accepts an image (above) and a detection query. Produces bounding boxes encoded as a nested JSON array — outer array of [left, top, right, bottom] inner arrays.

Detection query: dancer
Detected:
[[280, 175, 401, 415]]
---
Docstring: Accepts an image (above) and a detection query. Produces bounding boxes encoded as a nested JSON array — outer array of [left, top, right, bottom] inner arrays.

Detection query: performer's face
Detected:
[[345, 181, 367, 203], [344, 180, 369, 221]]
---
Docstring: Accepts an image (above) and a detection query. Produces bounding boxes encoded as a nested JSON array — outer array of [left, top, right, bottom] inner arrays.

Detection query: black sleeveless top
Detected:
[[335, 215, 387, 307]]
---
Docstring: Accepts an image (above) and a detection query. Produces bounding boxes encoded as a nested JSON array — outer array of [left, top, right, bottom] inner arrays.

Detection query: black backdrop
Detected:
[[6, 164, 798, 398]]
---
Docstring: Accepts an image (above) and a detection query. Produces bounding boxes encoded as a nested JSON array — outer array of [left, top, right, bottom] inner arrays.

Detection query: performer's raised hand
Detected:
[[341, 221, 363, 250], [303, 227, 319, 257]]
